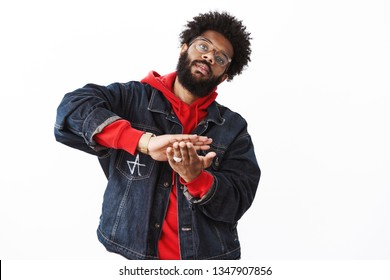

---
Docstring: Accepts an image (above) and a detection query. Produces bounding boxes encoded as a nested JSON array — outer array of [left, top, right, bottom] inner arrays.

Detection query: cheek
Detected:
[[210, 66, 226, 78], [187, 50, 201, 62]]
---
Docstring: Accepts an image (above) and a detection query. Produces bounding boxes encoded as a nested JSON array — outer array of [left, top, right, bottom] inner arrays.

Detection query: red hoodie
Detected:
[[94, 71, 216, 259]]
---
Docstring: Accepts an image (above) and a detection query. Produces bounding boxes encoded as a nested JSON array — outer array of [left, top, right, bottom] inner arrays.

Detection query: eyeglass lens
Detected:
[[194, 39, 230, 66]]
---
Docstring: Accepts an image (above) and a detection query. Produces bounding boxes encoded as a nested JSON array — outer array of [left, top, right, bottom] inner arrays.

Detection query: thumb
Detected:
[[202, 152, 217, 169]]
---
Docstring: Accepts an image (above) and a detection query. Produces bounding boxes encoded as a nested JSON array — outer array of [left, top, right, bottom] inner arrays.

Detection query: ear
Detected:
[[220, 73, 229, 83], [180, 44, 189, 54]]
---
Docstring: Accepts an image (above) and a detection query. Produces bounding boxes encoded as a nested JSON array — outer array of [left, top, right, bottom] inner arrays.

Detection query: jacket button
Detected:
[[155, 223, 160, 228], [163, 182, 169, 187]]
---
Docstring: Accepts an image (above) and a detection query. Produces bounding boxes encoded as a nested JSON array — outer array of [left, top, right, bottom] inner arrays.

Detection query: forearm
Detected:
[[94, 119, 144, 155], [196, 169, 260, 223], [192, 138, 261, 223]]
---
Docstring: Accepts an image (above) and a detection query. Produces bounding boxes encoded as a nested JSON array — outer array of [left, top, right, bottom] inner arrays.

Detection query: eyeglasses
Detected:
[[189, 37, 232, 67]]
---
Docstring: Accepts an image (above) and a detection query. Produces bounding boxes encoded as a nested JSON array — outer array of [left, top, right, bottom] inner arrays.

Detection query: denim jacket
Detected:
[[54, 81, 261, 260]]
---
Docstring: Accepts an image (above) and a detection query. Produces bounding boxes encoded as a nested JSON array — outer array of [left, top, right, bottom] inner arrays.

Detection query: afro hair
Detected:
[[179, 11, 252, 81]]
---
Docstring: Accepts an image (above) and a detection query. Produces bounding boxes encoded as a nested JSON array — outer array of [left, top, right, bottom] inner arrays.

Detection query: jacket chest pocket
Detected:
[[116, 151, 155, 180]]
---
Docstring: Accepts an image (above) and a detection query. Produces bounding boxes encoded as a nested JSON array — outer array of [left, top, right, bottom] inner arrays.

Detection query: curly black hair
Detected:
[[179, 11, 252, 81]]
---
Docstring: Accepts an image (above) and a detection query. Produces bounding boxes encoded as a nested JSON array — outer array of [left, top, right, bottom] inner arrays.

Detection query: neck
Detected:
[[173, 78, 199, 105]]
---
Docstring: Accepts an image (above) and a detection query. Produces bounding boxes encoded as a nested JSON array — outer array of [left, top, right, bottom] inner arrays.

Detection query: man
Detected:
[[54, 11, 260, 260]]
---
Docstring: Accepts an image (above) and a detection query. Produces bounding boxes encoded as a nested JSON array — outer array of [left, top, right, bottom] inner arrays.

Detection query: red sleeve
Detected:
[[180, 171, 214, 198], [93, 119, 144, 155]]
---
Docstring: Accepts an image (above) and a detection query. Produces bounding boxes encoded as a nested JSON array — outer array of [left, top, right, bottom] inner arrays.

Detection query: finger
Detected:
[[172, 141, 180, 151], [191, 138, 212, 150], [192, 140, 212, 146], [169, 134, 198, 144], [171, 142, 183, 163], [203, 151, 217, 168], [194, 144, 211, 151], [168, 135, 212, 145], [186, 142, 200, 163], [196, 135, 212, 142], [191, 138, 212, 146], [179, 141, 189, 163], [167, 146, 183, 166], [166, 146, 174, 161], [186, 142, 195, 153]]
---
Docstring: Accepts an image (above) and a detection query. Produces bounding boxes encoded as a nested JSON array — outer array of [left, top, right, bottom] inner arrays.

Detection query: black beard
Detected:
[[176, 51, 224, 98]]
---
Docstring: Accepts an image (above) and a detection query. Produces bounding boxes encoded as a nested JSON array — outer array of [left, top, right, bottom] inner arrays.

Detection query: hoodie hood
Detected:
[[141, 71, 218, 133]]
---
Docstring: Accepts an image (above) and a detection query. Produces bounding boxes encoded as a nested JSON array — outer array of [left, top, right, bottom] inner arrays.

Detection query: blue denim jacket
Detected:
[[54, 81, 261, 260]]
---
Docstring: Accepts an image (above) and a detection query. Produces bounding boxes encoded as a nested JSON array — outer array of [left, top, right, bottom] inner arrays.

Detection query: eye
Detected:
[[197, 43, 209, 52], [215, 55, 226, 66]]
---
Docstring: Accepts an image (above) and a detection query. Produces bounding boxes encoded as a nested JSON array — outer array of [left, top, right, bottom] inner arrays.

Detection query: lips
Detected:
[[194, 62, 211, 76]]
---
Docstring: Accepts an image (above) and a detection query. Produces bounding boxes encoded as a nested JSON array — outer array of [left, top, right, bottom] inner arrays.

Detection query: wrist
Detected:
[[181, 172, 200, 183], [138, 132, 156, 154], [180, 171, 214, 198]]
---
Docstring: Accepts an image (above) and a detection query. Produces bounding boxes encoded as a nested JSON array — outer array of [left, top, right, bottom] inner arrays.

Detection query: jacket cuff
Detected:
[[180, 171, 214, 198]]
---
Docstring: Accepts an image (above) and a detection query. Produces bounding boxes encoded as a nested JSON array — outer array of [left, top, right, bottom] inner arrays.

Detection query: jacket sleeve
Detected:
[[54, 82, 137, 155], [193, 129, 261, 224]]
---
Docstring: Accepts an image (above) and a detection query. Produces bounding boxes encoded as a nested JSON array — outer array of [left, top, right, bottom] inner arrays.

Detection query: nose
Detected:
[[201, 51, 215, 65]]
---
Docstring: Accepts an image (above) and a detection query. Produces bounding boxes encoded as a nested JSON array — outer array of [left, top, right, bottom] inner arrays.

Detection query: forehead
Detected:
[[199, 30, 234, 58]]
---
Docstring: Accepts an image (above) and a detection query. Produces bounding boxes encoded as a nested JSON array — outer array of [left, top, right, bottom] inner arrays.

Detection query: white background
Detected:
[[0, 0, 389, 261]]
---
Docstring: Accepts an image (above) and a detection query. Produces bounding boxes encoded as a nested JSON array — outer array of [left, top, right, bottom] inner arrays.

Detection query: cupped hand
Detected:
[[166, 141, 216, 182]]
